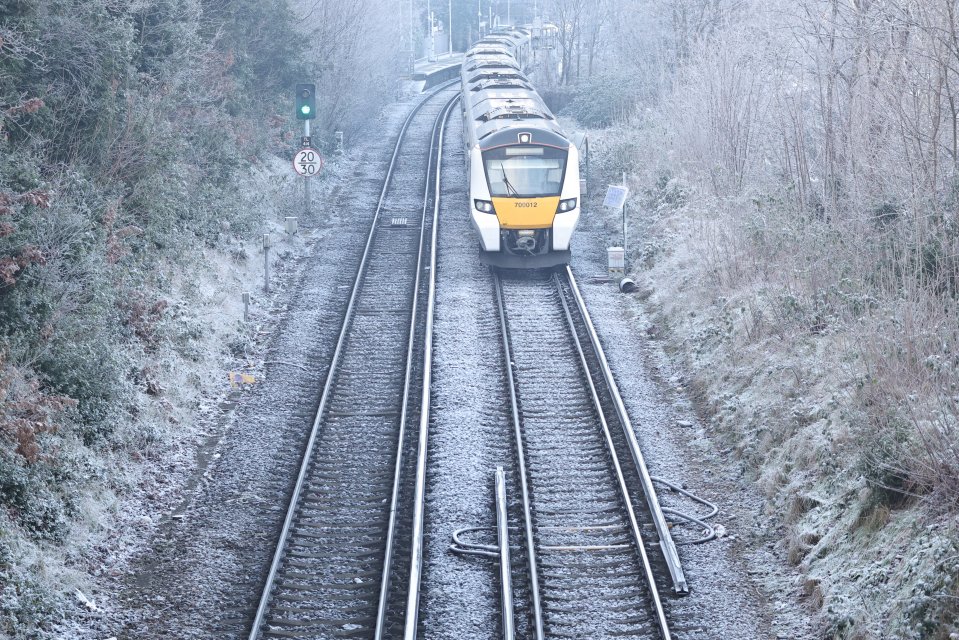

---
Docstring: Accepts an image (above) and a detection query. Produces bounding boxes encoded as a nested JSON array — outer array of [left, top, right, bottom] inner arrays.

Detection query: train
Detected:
[[461, 28, 583, 268]]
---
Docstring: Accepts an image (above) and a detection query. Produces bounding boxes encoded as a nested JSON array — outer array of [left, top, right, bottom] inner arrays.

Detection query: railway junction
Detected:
[[90, 51, 814, 640]]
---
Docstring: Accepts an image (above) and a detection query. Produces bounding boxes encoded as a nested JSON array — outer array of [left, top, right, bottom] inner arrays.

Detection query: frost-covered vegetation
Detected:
[[0, 0, 403, 636], [547, 0, 959, 636]]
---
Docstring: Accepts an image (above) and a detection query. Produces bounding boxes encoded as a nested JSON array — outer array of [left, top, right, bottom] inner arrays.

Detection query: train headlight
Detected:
[[474, 199, 495, 213], [557, 198, 578, 212]]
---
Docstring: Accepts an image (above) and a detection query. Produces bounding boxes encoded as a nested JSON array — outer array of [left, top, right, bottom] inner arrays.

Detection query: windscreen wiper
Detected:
[[501, 165, 518, 196]]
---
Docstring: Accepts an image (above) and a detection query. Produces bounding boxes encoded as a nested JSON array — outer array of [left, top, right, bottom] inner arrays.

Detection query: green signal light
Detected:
[[295, 83, 316, 120]]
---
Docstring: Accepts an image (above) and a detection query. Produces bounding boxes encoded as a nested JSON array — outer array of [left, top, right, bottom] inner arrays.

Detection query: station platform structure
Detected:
[[412, 53, 464, 89]]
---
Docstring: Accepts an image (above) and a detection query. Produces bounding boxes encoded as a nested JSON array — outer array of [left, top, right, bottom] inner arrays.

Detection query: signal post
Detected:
[[294, 83, 323, 214]]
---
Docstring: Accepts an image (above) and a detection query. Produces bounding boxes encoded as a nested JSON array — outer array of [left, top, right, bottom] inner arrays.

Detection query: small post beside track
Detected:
[[304, 119, 312, 215], [262, 233, 272, 293]]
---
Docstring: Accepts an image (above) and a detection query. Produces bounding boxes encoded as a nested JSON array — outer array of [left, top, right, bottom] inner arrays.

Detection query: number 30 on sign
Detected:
[[293, 148, 324, 176]]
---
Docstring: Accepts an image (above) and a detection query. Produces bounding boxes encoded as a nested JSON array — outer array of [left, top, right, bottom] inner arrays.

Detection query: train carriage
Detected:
[[461, 29, 581, 269]]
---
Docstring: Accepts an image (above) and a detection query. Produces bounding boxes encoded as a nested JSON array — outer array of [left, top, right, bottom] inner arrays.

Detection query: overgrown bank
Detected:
[[0, 1, 403, 636], [551, 0, 959, 637]]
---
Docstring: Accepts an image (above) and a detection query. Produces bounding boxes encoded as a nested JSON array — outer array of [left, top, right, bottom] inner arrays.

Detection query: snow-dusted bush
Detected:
[[585, 0, 959, 635], [563, 71, 645, 128], [0, 0, 327, 634]]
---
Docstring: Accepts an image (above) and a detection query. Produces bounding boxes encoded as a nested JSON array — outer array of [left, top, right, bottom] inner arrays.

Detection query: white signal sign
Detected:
[[603, 185, 629, 209], [293, 148, 324, 176]]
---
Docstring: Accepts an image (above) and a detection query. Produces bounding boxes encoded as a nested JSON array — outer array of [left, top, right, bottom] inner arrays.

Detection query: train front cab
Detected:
[[470, 128, 581, 269]]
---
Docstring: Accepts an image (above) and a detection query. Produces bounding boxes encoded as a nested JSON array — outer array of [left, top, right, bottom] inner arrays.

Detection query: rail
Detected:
[[554, 271, 672, 638], [493, 265, 685, 640], [247, 81, 457, 640], [401, 95, 459, 640], [495, 467, 516, 640], [563, 265, 688, 594], [493, 273, 546, 640]]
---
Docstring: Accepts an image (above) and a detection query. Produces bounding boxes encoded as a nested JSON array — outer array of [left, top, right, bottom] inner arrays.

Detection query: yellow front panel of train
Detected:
[[492, 197, 559, 229]]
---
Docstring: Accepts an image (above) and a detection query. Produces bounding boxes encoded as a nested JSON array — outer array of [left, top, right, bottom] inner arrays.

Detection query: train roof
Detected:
[[477, 36, 514, 46], [477, 34, 527, 48], [465, 67, 524, 84], [465, 88, 565, 146], [469, 77, 533, 92], [462, 28, 566, 149], [469, 87, 541, 107], [466, 46, 510, 57], [465, 58, 519, 73], [471, 97, 552, 122], [474, 118, 568, 148], [466, 67, 525, 80], [471, 97, 544, 119]]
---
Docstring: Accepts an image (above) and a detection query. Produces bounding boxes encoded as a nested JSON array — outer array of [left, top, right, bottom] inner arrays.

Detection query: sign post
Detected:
[[603, 183, 635, 292], [294, 83, 319, 215], [603, 184, 630, 254], [293, 146, 324, 216], [304, 120, 311, 213]]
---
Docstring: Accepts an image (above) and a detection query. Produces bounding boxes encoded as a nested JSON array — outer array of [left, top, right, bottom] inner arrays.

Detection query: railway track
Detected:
[[247, 79, 687, 640], [248, 85, 457, 640], [494, 266, 687, 640]]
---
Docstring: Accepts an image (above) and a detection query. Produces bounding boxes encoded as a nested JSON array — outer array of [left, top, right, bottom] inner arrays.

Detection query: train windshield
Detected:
[[484, 146, 567, 197]]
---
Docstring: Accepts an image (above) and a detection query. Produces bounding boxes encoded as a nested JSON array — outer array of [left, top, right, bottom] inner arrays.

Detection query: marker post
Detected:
[[304, 119, 311, 215]]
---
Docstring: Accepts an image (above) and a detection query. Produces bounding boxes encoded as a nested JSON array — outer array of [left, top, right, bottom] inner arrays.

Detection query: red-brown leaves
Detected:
[[0, 246, 46, 286], [121, 296, 168, 349], [19, 189, 50, 208], [4, 97, 44, 117], [102, 200, 143, 264], [0, 189, 53, 283], [0, 355, 76, 464]]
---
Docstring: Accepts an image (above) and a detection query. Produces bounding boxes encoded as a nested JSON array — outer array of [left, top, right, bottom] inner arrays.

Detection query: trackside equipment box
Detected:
[[608, 247, 625, 274]]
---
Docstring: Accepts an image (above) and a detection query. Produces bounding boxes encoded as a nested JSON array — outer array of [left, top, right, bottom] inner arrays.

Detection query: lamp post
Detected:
[[448, 0, 453, 54], [427, 0, 435, 61]]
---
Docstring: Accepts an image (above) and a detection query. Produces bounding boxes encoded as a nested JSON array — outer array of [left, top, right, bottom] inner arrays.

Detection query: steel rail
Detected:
[[495, 467, 516, 640], [493, 271, 547, 640], [402, 95, 459, 640], [554, 272, 673, 639], [247, 83, 458, 640], [374, 93, 458, 640], [563, 264, 688, 594]]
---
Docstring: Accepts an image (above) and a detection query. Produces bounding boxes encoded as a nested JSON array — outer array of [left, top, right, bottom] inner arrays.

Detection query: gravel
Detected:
[[419, 100, 519, 640], [62, 86, 818, 639], [570, 197, 818, 638], [63, 88, 431, 640]]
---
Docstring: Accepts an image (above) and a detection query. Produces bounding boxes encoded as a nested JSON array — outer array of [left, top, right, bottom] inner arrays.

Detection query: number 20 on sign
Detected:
[[293, 148, 324, 176]]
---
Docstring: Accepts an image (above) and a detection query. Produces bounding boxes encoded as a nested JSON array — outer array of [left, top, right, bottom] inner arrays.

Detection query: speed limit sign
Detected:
[[293, 148, 324, 176]]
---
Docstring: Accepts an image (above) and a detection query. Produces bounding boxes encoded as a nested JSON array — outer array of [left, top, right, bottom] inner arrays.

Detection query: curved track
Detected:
[[248, 85, 457, 640], [494, 266, 686, 640]]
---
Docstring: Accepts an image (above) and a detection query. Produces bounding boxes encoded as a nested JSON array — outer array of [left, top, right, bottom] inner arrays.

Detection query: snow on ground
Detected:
[[46, 85, 827, 640], [571, 191, 817, 639], [579, 122, 959, 638], [51, 85, 426, 639]]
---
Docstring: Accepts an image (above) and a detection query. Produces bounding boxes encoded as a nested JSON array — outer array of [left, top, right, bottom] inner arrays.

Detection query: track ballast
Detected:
[[248, 85, 457, 640], [494, 267, 685, 640]]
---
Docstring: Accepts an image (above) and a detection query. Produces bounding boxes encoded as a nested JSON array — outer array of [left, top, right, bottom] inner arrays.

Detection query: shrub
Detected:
[[563, 71, 645, 128]]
